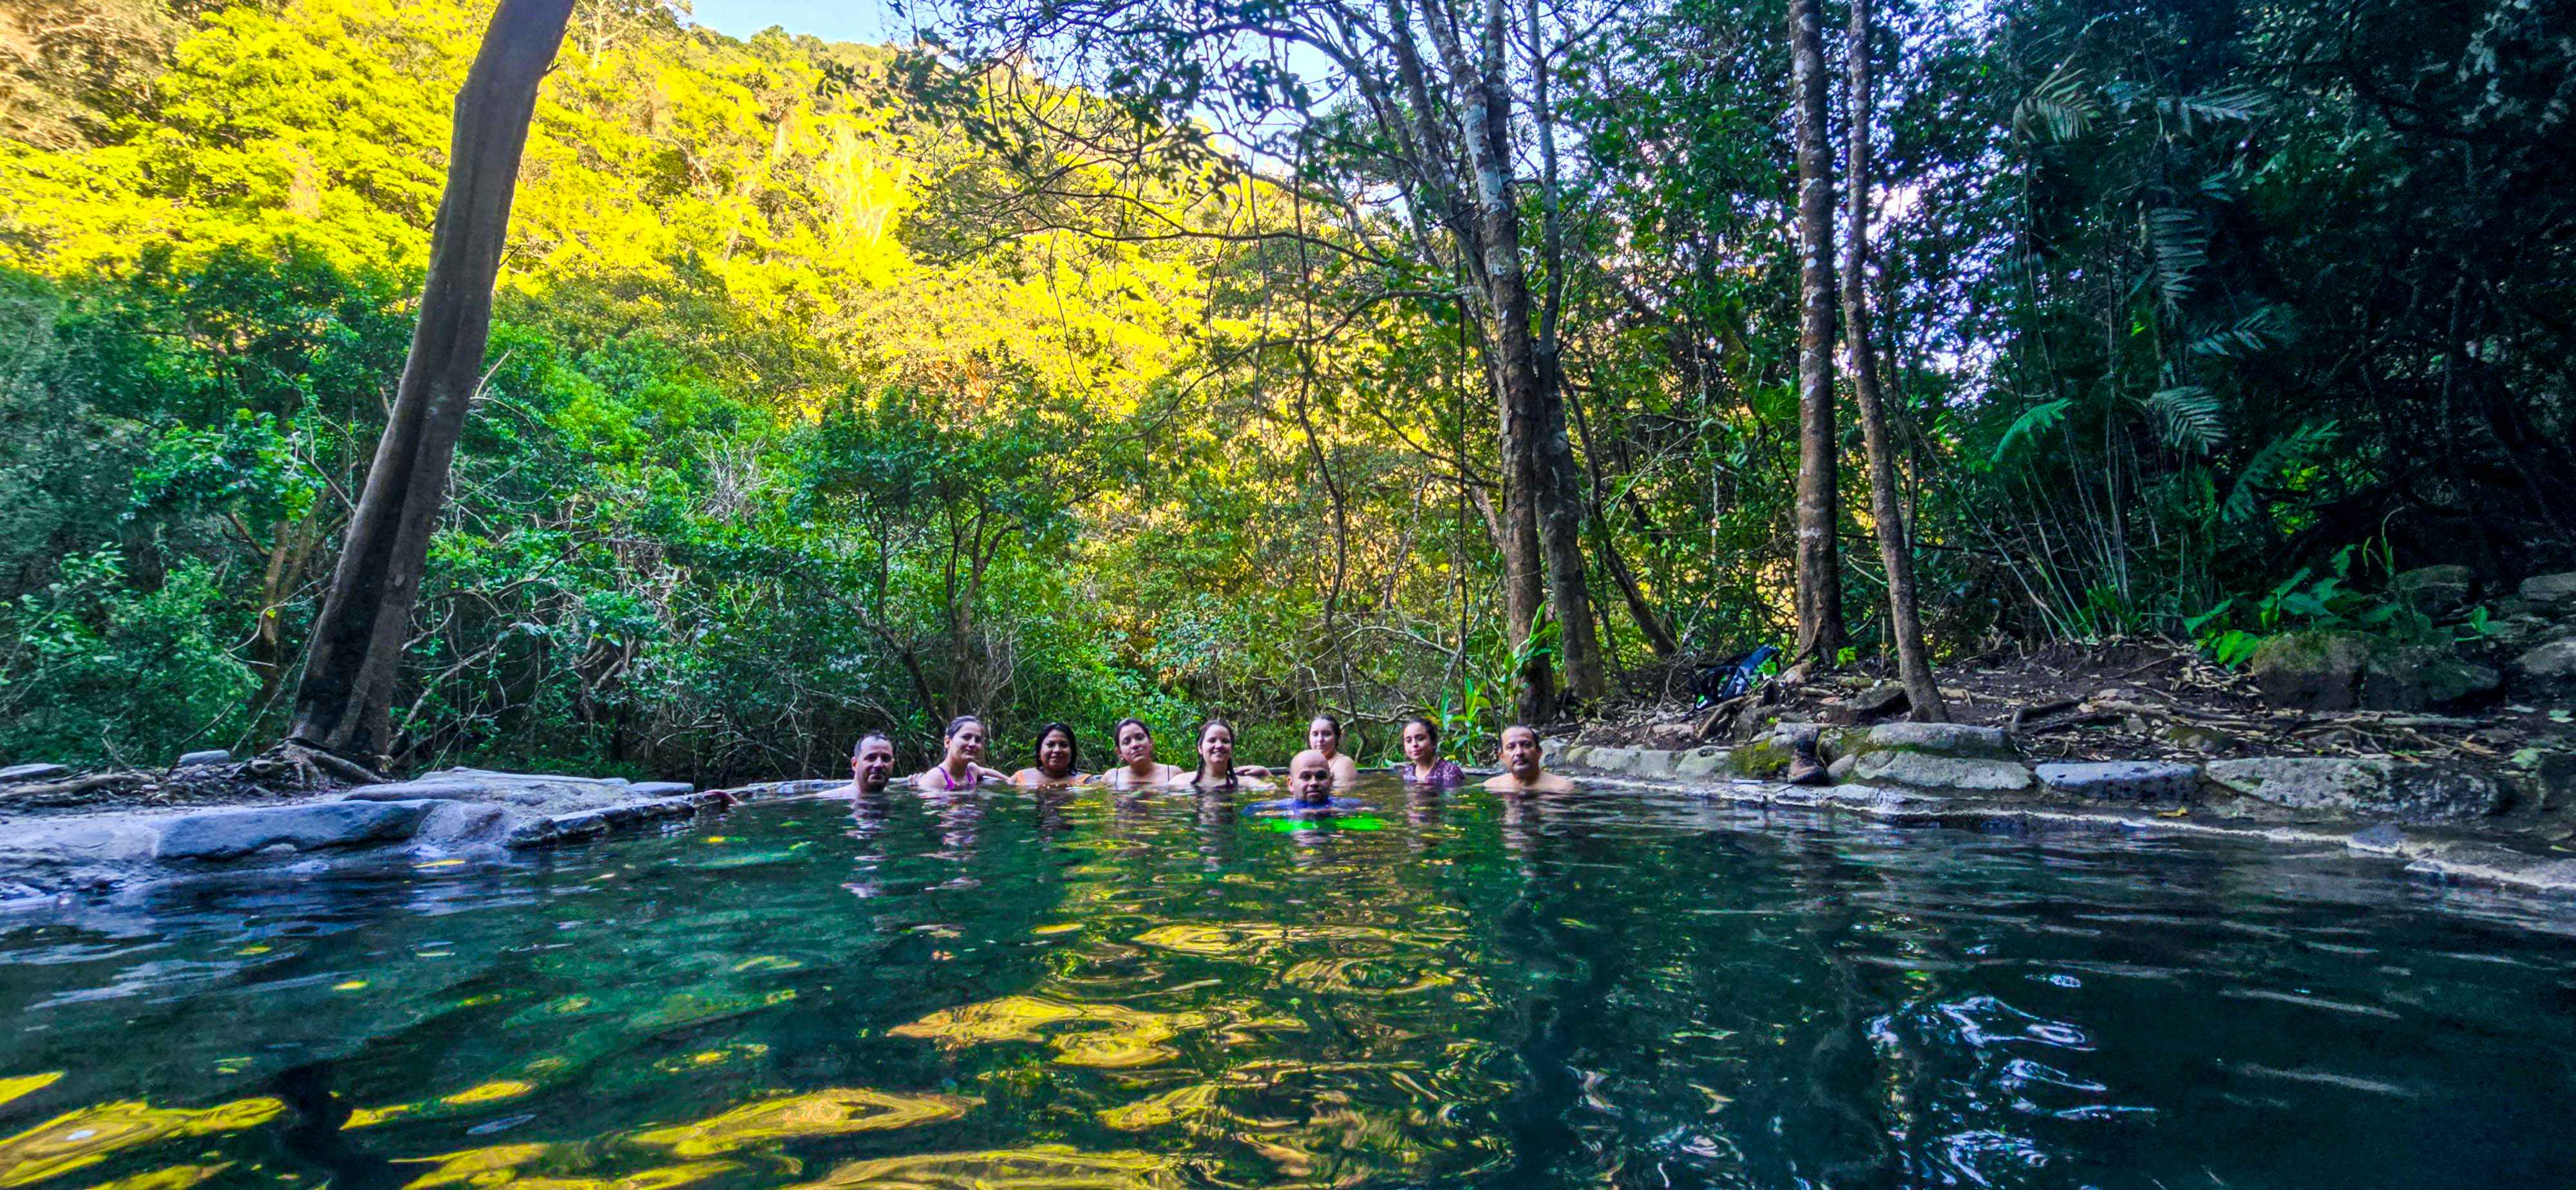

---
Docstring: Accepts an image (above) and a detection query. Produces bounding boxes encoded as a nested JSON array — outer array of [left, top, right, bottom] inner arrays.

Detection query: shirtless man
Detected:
[[1286, 749, 1338, 808], [1482, 724, 1575, 794], [849, 733, 897, 795]]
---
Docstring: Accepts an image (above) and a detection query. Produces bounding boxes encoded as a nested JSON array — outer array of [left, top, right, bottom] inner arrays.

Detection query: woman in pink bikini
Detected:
[[913, 714, 1009, 791]]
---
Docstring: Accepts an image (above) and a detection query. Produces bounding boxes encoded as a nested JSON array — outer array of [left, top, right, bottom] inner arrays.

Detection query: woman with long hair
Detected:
[[1009, 722, 1088, 785], [1186, 717, 1271, 789], [1392, 716, 1466, 786], [913, 714, 1007, 791], [1099, 717, 1187, 788], [1306, 714, 1363, 784]]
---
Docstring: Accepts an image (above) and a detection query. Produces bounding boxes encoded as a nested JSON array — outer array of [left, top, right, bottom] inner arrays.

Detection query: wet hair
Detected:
[[1309, 713, 1342, 742], [1031, 722, 1079, 770], [1400, 716, 1439, 746], [1198, 717, 1235, 744], [1113, 717, 1153, 744], [943, 714, 986, 741], [853, 732, 893, 759]]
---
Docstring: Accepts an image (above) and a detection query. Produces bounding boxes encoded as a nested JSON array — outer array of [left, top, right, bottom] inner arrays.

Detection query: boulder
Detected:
[[2506, 748, 2576, 813], [1826, 753, 1857, 782], [0, 763, 70, 786], [2391, 565, 2476, 614], [2254, 631, 2500, 712], [1848, 750, 2034, 792], [156, 800, 437, 861], [1852, 685, 1910, 718], [2250, 630, 2370, 711], [2517, 571, 2576, 607], [1725, 730, 1803, 779], [2415, 658, 2502, 706], [2204, 756, 2504, 822], [1673, 747, 1730, 779], [2512, 639, 2576, 683], [411, 802, 512, 851], [2036, 760, 2200, 801], [0, 817, 164, 881], [1861, 722, 2015, 758], [1646, 721, 1701, 749], [175, 750, 232, 768]]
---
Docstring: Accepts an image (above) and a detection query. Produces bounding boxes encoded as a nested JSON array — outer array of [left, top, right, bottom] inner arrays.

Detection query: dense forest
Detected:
[[0, 0, 2568, 780]]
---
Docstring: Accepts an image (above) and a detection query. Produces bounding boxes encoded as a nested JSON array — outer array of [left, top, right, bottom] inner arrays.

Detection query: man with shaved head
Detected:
[[1482, 724, 1574, 793], [1287, 749, 1338, 808]]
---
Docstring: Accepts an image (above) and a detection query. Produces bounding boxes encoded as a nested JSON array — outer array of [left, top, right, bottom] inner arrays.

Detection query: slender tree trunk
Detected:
[[1522, 0, 1605, 704], [1789, 0, 1846, 666], [1842, 0, 1945, 721], [288, 0, 575, 761], [1426, 0, 1566, 724]]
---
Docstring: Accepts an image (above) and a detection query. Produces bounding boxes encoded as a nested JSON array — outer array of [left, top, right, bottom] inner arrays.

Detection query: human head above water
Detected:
[[942, 714, 988, 763], [1031, 722, 1078, 777], [1287, 749, 1334, 806], [1400, 717, 1439, 763], [1114, 717, 1155, 766], [1200, 716, 1242, 773], [1307, 714, 1343, 756], [851, 732, 896, 793], [1499, 724, 1542, 776]]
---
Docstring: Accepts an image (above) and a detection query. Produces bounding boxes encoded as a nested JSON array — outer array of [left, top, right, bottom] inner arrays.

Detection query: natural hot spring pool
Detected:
[[2, 778, 2572, 1189]]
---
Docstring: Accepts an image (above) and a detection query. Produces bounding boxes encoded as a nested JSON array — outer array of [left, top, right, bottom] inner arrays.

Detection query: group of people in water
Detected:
[[844, 713, 1575, 808]]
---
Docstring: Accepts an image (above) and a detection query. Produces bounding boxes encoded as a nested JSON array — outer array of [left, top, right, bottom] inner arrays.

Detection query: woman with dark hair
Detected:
[[1186, 718, 1271, 789], [913, 714, 1008, 791], [1392, 717, 1466, 786], [1010, 722, 1088, 785], [1306, 714, 1363, 784], [1100, 717, 1187, 788]]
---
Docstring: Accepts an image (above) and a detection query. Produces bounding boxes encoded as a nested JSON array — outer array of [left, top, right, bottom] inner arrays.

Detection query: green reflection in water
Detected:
[[0, 781, 2573, 1189]]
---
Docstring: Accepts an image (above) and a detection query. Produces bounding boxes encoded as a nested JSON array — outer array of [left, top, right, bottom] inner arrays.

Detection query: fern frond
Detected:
[[2222, 420, 2339, 522], [2014, 66, 2098, 144], [2175, 86, 2270, 130], [2143, 385, 2225, 453], [2143, 207, 2206, 312], [1991, 397, 2072, 463], [2188, 303, 2294, 358]]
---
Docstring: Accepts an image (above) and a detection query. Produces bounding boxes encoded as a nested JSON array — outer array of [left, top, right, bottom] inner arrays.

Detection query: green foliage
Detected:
[[0, 551, 258, 764]]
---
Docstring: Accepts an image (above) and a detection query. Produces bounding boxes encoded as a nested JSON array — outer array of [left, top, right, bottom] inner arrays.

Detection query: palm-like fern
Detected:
[[2142, 384, 2225, 453]]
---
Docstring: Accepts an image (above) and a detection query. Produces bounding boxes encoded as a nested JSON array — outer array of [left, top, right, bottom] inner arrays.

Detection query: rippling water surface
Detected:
[[3, 779, 2573, 1188]]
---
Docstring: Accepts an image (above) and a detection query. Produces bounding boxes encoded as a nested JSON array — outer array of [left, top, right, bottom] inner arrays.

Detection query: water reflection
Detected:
[[0, 780, 2570, 1189]]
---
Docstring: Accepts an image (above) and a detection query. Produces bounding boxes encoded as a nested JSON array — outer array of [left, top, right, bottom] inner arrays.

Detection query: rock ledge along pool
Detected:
[[1, 777, 2571, 1189]]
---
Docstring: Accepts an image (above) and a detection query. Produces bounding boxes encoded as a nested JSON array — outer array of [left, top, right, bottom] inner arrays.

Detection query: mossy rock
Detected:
[[1726, 735, 1795, 779]]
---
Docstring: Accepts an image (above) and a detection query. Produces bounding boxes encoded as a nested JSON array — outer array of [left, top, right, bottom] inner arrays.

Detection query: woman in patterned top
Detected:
[[1392, 717, 1466, 786]]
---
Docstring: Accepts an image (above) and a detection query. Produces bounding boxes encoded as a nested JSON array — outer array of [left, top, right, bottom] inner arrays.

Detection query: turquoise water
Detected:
[[1, 778, 2572, 1188]]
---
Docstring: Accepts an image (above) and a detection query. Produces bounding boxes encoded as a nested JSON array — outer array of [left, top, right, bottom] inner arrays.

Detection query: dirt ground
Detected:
[[1581, 640, 2574, 770]]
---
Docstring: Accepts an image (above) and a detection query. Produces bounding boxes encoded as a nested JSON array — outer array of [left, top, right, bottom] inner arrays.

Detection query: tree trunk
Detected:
[[287, 0, 575, 761], [1425, 0, 1565, 724], [1521, 0, 1606, 705], [1842, 0, 1946, 721], [1788, 0, 1847, 665]]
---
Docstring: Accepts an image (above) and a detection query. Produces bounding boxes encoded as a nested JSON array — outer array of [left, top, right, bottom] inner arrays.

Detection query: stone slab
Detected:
[[2206, 756, 2504, 822], [175, 750, 232, 768], [2518, 571, 2576, 607], [0, 764, 71, 786], [1864, 722, 2015, 757], [506, 791, 730, 848], [2036, 760, 2199, 801], [1851, 751, 2034, 791], [157, 800, 437, 860]]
